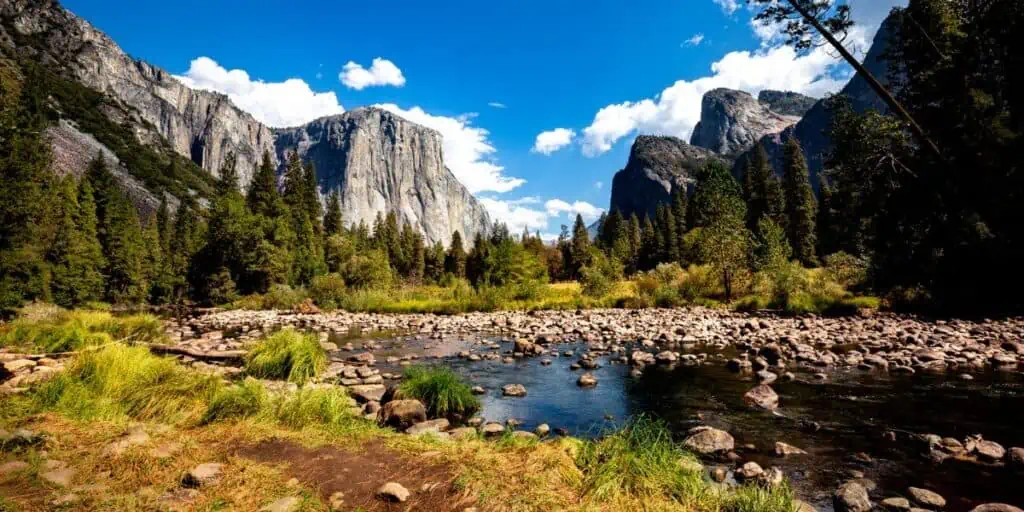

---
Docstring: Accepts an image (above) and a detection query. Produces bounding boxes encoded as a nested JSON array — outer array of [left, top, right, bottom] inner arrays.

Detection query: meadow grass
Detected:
[[397, 365, 480, 418], [245, 328, 327, 385], [0, 306, 164, 353]]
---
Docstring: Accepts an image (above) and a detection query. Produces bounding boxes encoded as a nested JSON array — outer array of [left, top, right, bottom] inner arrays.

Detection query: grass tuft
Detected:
[[397, 365, 480, 418], [245, 329, 326, 385], [0, 308, 164, 353], [201, 378, 268, 425]]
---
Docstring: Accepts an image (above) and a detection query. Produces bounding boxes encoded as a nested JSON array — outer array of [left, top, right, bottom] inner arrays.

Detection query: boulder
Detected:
[[881, 497, 911, 511], [379, 400, 427, 430], [976, 440, 1006, 460], [348, 384, 387, 403], [743, 384, 780, 411], [908, 487, 945, 509], [183, 463, 223, 488], [775, 442, 807, 457], [377, 482, 410, 503], [736, 461, 764, 482], [833, 481, 872, 512], [970, 506, 1024, 512], [577, 373, 598, 387], [482, 422, 505, 437], [502, 384, 527, 397], [683, 427, 735, 455], [406, 419, 450, 437]]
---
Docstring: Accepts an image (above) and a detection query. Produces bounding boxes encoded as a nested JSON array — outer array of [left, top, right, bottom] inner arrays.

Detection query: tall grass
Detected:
[[0, 307, 164, 353], [245, 329, 327, 385], [13, 344, 220, 424], [398, 365, 480, 418]]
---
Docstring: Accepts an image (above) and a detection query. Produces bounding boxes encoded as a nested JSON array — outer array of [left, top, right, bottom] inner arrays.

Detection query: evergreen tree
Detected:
[[155, 195, 171, 258], [445, 231, 467, 278], [168, 197, 201, 301], [48, 177, 102, 307], [425, 241, 446, 283], [782, 137, 818, 266], [653, 205, 668, 265], [689, 160, 746, 230], [282, 151, 305, 212], [639, 215, 658, 271], [626, 214, 642, 274], [323, 190, 343, 237], [215, 152, 239, 197], [142, 214, 171, 304], [663, 207, 679, 263], [76, 179, 106, 301], [670, 187, 688, 261], [569, 214, 591, 280], [742, 143, 785, 232], [103, 193, 148, 304], [816, 176, 842, 258], [247, 151, 280, 217], [409, 232, 426, 282], [291, 213, 324, 286], [303, 161, 323, 236], [466, 232, 492, 285]]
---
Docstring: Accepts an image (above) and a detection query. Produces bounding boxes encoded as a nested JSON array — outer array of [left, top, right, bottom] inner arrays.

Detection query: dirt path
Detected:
[[238, 439, 476, 511]]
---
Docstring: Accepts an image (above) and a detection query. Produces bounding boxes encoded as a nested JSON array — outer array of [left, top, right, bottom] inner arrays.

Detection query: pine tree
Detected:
[[303, 160, 323, 236], [466, 232, 491, 285], [671, 187, 688, 262], [639, 215, 658, 271], [569, 214, 591, 279], [75, 179, 105, 302], [103, 193, 148, 304], [816, 176, 841, 258], [48, 177, 102, 307], [742, 143, 785, 232], [282, 151, 306, 212], [782, 137, 818, 266], [627, 214, 642, 274], [141, 215, 165, 303], [323, 190, 343, 237], [663, 207, 679, 263], [291, 213, 324, 286], [156, 195, 171, 258], [425, 241, 446, 283], [654, 205, 668, 265], [445, 231, 467, 278], [168, 197, 201, 301], [247, 151, 280, 217], [215, 152, 239, 196]]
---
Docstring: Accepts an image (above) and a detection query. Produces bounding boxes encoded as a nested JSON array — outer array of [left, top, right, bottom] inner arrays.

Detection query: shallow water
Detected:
[[370, 337, 1024, 511]]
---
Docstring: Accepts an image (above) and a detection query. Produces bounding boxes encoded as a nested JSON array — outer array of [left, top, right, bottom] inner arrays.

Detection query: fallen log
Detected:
[[146, 344, 247, 362]]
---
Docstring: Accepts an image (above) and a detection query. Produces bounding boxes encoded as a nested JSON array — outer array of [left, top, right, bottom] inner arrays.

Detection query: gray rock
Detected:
[[406, 419, 450, 437], [743, 384, 780, 411], [736, 461, 764, 482], [348, 384, 387, 403], [775, 442, 807, 457], [976, 440, 1006, 460], [882, 497, 912, 511], [683, 427, 735, 455], [184, 463, 223, 488], [502, 384, 527, 397], [908, 487, 946, 508], [482, 422, 505, 437], [690, 88, 801, 156], [40, 466, 76, 487], [379, 400, 427, 430], [377, 482, 410, 503], [834, 481, 873, 512], [970, 505, 1024, 512], [1009, 446, 1024, 466], [535, 424, 551, 437]]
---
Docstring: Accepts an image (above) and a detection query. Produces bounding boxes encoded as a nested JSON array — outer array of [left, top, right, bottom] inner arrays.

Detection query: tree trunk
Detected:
[[786, 0, 944, 161]]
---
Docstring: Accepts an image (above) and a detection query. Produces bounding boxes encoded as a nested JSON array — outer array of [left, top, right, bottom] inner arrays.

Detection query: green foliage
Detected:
[[398, 365, 480, 418], [343, 249, 393, 290], [579, 249, 623, 298], [261, 284, 307, 310], [0, 309, 164, 353], [309, 273, 346, 309], [782, 137, 817, 266], [742, 143, 785, 233], [24, 344, 220, 423], [201, 377, 268, 424], [823, 251, 869, 289], [479, 238, 548, 298], [47, 177, 104, 307], [677, 264, 719, 302], [245, 328, 327, 385], [272, 386, 353, 428], [750, 217, 792, 273]]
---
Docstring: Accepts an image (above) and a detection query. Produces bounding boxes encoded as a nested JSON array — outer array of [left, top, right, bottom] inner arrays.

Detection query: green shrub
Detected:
[[272, 386, 354, 428], [309, 273, 347, 309], [678, 265, 718, 302], [398, 365, 480, 418], [636, 263, 684, 306], [0, 309, 164, 353], [824, 252, 869, 289], [245, 329, 327, 385], [343, 249, 393, 290], [260, 284, 306, 310], [580, 250, 623, 298]]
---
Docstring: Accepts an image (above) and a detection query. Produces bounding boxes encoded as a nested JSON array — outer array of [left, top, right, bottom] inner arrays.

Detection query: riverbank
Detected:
[[2, 306, 1023, 511]]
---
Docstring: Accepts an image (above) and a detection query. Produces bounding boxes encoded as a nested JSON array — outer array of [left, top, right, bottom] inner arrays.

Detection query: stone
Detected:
[[794, 500, 818, 512], [756, 370, 778, 384], [736, 461, 764, 482], [1009, 446, 1024, 466], [40, 467, 76, 487], [377, 482, 410, 502], [833, 481, 872, 512], [157, 488, 200, 510], [184, 463, 223, 487], [502, 384, 527, 397], [775, 442, 807, 457], [683, 427, 735, 455], [261, 496, 302, 512], [448, 427, 478, 440], [908, 487, 946, 508], [3, 359, 36, 372], [482, 422, 505, 437], [348, 384, 387, 403], [406, 419, 450, 436], [379, 400, 428, 430], [328, 491, 345, 510], [711, 467, 728, 482], [975, 440, 1006, 460], [535, 424, 551, 437], [881, 497, 912, 511], [149, 442, 183, 459], [577, 373, 598, 387], [690, 88, 803, 156], [970, 505, 1024, 512], [743, 384, 780, 411], [104, 426, 150, 456]]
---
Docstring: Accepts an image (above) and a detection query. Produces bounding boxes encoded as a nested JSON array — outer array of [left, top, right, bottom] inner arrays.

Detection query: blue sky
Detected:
[[62, 0, 903, 238]]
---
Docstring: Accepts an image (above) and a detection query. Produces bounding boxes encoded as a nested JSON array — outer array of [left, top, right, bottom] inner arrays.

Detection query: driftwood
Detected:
[[146, 344, 247, 361]]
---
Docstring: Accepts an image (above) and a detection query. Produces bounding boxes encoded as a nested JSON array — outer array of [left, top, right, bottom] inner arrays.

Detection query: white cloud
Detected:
[[544, 199, 604, 222], [174, 57, 344, 128], [375, 104, 525, 194], [713, 0, 741, 15], [339, 58, 406, 90], [682, 33, 706, 47], [479, 196, 604, 235], [488, 102, 507, 109], [580, 26, 876, 156], [531, 128, 576, 155]]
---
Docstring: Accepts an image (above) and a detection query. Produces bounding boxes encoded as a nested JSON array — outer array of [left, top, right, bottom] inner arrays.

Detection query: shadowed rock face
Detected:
[[757, 90, 817, 118], [690, 88, 802, 157], [274, 109, 491, 246], [609, 136, 728, 221], [0, 0, 276, 186]]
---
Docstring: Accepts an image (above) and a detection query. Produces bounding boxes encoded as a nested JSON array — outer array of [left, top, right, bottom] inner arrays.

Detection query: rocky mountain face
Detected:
[[1, 0, 491, 245], [750, 16, 896, 188], [689, 88, 803, 157], [757, 90, 817, 118], [0, 0, 275, 185], [609, 136, 727, 221], [274, 109, 490, 246]]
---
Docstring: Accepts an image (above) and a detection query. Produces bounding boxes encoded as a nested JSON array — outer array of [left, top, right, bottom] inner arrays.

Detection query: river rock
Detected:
[[881, 497, 912, 510], [775, 442, 807, 457], [377, 482, 410, 502], [683, 427, 735, 455], [743, 384, 779, 411], [736, 461, 764, 482], [379, 400, 427, 430], [502, 384, 527, 397], [184, 463, 223, 487], [577, 373, 598, 387], [970, 506, 1024, 512], [1009, 447, 1024, 466], [406, 419, 450, 436], [482, 422, 505, 437], [975, 440, 1006, 460], [348, 384, 387, 403], [834, 481, 872, 512], [908, 487, 945, 508], [756, 370, 778, 384], [535, 424, 551, 437], [471, 386, 486, 395]]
